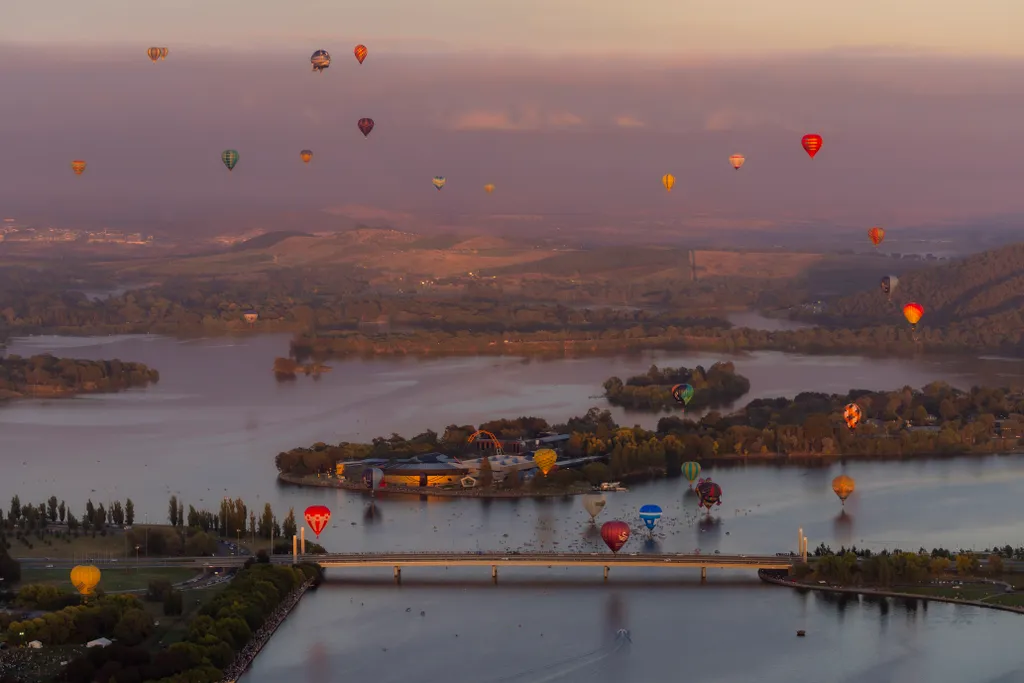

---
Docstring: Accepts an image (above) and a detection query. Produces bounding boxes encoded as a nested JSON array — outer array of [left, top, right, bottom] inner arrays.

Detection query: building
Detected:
[[87, 638, 113, 649], [337, 453, 469, 487]]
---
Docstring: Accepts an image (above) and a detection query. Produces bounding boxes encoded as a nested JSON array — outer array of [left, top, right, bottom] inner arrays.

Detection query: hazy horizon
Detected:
[[4, 44, 1024, 237]]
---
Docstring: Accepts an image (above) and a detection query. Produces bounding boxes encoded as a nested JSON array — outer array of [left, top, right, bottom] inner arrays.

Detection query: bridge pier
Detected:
[[394, 566, 401, 583], [701, 567, 707, 582], [604, 566, 609, 581], [492, 565, 498, 583]]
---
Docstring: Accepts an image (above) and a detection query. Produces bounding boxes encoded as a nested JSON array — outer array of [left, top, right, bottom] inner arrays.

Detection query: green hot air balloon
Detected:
[[671, 383, 694, 406], [681, 461, 701, 488], [221, 149, 239, 172]]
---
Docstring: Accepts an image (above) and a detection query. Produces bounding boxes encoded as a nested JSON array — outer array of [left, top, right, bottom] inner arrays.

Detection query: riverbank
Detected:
[[758, 570, 1024, 616], [276, 472, 593, 498], [217, 577, 314, 683]]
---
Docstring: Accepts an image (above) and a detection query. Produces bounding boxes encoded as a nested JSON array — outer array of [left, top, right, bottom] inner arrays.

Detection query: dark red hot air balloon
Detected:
[[600, 520, 631, 553], [304, 505, 331, 538], [801, 134, 823, 159], [358, 118, 374, 137]]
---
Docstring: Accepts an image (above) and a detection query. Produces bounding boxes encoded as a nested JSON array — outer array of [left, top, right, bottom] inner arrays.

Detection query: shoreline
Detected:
[[276, 472, 593, 498], [758, 570, 1024, 616], [217, 577, 314, 683]]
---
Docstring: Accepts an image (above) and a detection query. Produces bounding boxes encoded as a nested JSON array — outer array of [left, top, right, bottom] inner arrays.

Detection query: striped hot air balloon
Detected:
[[729, 154, 745, 170], [639, 504, 662, 531], [662, 174, 675, 192], [681, 461, 701, 488], [304, 505, 331, 538], [159, 47, 169, 60], [432, 176, 446, 190], [71, 160, 87, 176], [146, 47, 161, 63], [221, 149, 239, 171], [903, 302, 924, 329], [354, 44, 368, 64], [801, 134, 823, 158]]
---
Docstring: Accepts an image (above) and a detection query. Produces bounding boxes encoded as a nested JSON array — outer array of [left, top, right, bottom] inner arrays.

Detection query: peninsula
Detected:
[[0, 354, 159, 403], [603, 362, 751, 412]]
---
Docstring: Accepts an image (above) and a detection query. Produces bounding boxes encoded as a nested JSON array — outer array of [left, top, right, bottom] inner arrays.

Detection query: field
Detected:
[[6, 525, 183, 561], [15, 567, 201, 592]]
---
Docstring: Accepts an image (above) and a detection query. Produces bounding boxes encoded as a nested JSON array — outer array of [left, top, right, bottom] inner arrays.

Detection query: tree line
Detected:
[[797, 543, 1015, 586], [275, 382, 1024, 488], [0, 354, 158, 400], [603, 362, 751, 412]]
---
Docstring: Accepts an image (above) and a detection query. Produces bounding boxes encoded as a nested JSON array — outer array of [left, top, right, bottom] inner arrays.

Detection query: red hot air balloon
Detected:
[[801, 134, 823, 159], [600, 520, 631, 553], [354, 44, 368, 64], [358, 118, 374, 137], [304, 505, 331, 538]]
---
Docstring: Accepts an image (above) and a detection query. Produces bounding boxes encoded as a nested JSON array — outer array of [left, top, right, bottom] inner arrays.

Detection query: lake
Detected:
[[6, 330, 1024, 680]]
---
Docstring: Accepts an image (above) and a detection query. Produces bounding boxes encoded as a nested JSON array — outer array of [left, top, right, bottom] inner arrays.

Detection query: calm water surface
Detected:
[[6, 331, 1024, 680]]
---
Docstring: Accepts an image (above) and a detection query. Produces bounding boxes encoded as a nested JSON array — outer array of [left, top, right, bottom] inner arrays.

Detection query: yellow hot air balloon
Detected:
[[533, 449, 557, 476], [831, 475, 855, 506], [662, 174, 675, 192], [729, 154, 745, 170], [70, 565, 101, 595], [484, 184, 495, 193]]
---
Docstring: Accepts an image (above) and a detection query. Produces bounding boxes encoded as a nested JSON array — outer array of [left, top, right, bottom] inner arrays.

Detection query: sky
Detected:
[[4, 4, 1024, 235]]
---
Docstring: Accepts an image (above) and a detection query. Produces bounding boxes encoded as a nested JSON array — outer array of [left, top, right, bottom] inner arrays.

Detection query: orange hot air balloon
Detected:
[[801, 134, 823, 158], [304, 505, 331, 538], [831, 475, 855, 505], [71, 160, 87, 176], [533, 449, 557, 476], [146, 47, 161, 63], [868, 226, 885, 246], [843, 403, 862, 430], [300, 149, 313, 164], [484, 184, 495, 193], [729, 154, 745, 170], [354, 45, 368, 64], [662, 174, 675, 192], [70, 565, 101, 595], [903, 302, 924, 328]]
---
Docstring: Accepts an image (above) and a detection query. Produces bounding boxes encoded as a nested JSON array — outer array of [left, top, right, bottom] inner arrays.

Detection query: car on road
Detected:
[[45, 564, 54, 568]]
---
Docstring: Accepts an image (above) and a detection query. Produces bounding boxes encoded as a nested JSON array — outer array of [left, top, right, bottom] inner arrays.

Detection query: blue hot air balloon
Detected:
[[639, 504, 663, 532]]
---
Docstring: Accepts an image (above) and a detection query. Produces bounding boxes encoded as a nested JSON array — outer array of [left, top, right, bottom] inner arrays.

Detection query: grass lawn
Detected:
[[15, 566, 200, 592], [897, 584, 1004, 600], [7, 529, 137, 560], [983, 593, 1024, 608]]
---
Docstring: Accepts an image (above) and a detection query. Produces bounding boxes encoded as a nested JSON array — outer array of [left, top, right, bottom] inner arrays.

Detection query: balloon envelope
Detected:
[[221, 149, 238, 171], [354, 44, 368, 64], [844, 403, 863, 430], [311, 50, 331, 72], [729, 154, 745, 170], [638, 504, 663, 530], [832, 475, 855, 504], [695, 479, 723, 511], [601, 521, 630, 553], [903, 302, 924, 326], [880, 275, 898, 296], [243, 312, 258, 323], [71, 565, 101, 595], [484, 184, 495, 193], [300, 150, 313, 163], [662, 174, 675, 191], [533, 449, 557, 475], [432, 176, 446, 190], [801, 134, 823, 158], [146, 47, 161, 63], [681, 461, 701, 484], [582, 494, 607, 519], [358, 118, 375, 137], [671, 383, 694, 406], [868, 227, 885, 246], [362, 467, 385, 490], [71, 160, 87, 176], [304, 505, 331, 538]]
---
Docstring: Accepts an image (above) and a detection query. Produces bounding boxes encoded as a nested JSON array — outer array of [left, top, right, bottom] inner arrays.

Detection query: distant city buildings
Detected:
[[0, 221, 154, 245]]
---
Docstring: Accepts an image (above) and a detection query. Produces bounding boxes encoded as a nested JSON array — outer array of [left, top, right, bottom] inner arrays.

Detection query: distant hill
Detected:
[[230, 231, 313, 251], [811, 242, 1024, 328]]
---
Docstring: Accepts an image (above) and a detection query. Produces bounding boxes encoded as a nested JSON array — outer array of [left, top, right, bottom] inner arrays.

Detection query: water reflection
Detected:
[[834, 510, 854, 546], [362, 502, 380, 525]]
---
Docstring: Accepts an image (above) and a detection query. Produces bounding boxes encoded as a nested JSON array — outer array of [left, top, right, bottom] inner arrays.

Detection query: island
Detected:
[[602, 362, 751, 412], [272, 356, 332, 380], [0, 354, 159, 403], [274, 381, 1024, 497]]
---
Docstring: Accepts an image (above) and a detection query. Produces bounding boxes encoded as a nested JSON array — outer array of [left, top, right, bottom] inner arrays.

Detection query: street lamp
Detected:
[[236, 528, 241, 548], [135, 545, 141, 572]]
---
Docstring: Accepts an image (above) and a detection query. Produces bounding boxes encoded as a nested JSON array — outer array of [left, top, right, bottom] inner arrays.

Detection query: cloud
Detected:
[[614, 115, 645, 128], [448, 107, 583, 131]]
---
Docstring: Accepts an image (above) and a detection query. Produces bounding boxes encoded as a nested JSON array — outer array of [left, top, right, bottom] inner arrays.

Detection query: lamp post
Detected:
[[236, 528, 241, 549], [135, 545, 141, 573]]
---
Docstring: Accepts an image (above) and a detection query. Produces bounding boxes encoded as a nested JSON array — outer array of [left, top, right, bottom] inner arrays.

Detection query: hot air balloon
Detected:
[[694, 478, 722, 512], [844, 403, 862, 430], [681, 461, 701, 488], [146, 47, 161, 63], [662, 174, 675, 192], [221, 150, 238, 172], [70, 565, 101, 596], [868, 226, 885, 247], [729, 154, 745, 170], [71, 160, 87, 176], [903, 302, 924, 329], [300, 150, 313, 164], [802, 134, 823, 158], [358, 118, 374, 137], [639, 504, 662, 532], [671, 383, 694, 407], [880, 275, 898, 300], [159, 47, 169, 60], [243, 312, 258, 324], [311, 50, 331, 72], [601, 520, 630, 553], [304, 505, 331, 538], [362, 467, 386, 493], [484, 184, 495, 194], [533, 449, 557, 476], [432, 176, 446, 191], [831, 475, 855, 506], [354, 44, 368, 64], [583, 494, 607, 520]]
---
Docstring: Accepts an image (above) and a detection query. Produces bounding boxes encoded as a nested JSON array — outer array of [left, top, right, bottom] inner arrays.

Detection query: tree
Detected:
[[478, 456, 494, 488], [125, 499, 135, 526], [111, 501, 124, 526], [8, 495, 20, 524], [113, 608, 154, 646], [506, 469, 522, 490], [955, 552, 978, 576], [178, 502, 184, 529], [67, 512, 79, 532], [987, 553, 1004, 576], [85, 499, 95, 527], [259, 504, 274, 540], [46, 496, 58, 523], [282, 508, 297, 539], [168, 495, 178, 526], [58, 500, 66, 524], [164, 589, 184, 616], [0, 542, 20, 584]]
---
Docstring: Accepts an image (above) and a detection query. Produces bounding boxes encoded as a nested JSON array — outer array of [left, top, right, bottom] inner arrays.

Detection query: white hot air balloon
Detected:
[[583, 494, 607, 520]]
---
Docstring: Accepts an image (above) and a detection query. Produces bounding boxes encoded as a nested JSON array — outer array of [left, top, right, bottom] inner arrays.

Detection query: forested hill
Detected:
[[809, 242, 1024, 329]]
